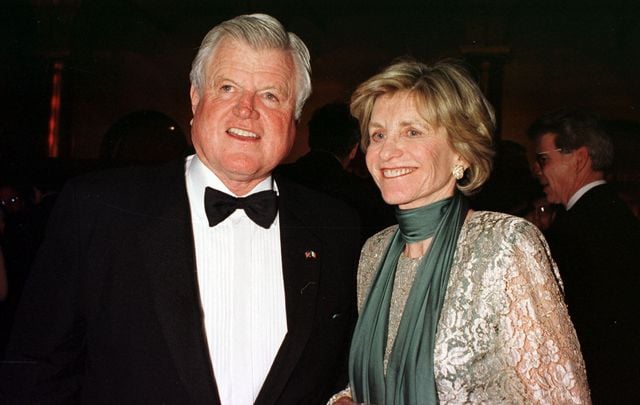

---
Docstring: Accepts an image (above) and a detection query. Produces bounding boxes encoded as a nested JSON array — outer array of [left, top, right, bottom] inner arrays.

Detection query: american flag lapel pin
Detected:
[[304, 250, 317, 259]]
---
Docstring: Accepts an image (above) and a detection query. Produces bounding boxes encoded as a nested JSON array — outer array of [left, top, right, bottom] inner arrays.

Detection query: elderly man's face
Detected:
[[534, 133, 578, 207], [190, 38, 297, 195]]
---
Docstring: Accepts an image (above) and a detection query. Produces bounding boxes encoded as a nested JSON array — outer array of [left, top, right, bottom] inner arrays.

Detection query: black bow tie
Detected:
[[204, 187, 278, 229]]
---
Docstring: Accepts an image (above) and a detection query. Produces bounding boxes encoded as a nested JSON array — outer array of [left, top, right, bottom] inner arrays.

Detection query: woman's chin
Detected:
[[380, 194, 406, 207]]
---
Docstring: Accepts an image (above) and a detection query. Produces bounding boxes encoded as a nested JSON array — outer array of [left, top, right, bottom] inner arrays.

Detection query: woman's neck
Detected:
[[404, 238, 431, 259], [402, 209, 475, 259]]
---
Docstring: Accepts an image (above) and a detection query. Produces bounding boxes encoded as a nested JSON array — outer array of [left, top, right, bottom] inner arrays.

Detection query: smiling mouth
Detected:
[[227, 127, 259, 139], [382, 168, 414, 178]]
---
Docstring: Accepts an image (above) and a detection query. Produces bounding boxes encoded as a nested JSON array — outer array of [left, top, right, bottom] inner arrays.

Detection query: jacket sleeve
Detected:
[[502, 219, 591, 404]]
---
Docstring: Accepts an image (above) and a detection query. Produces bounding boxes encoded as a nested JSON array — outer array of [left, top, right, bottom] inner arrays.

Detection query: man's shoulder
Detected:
[[276, 173, 353, 206], [274, 152, 346, 187], [552, 183, 639, 250], [68, 160, 184, 192], [58, 160, 186, 212], [574, 184, 636, 221], [275, 174, 359, 221]]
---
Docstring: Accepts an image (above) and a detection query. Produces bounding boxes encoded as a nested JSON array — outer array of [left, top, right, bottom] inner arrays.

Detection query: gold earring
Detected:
[[189, 118, 193, 126], [452, 164, 465, 180]]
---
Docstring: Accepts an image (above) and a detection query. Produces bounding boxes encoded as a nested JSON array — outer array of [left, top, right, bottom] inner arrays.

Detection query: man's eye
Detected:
[[536, 154, 549, 167], [220, 85, 233, 92], [265, 92, 279, 102]]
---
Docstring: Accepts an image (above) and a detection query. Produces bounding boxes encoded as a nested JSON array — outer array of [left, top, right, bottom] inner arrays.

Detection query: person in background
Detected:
[[0, 246, 7, 303], [1, 14, 360, 404], [470, 139, 540, 217], [278, 102, 395, 242], [329, 59, 589, 404], [523, 192, 558, 233], [0, 181, 38, 357], [529, 108, 640, 403]]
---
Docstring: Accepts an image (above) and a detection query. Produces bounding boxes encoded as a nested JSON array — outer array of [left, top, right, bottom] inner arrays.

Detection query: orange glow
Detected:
[[47, 61, 64, 157]]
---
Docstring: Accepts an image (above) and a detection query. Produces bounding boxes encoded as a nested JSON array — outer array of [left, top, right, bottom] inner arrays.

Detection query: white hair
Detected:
[[189, 13, 312, 120]]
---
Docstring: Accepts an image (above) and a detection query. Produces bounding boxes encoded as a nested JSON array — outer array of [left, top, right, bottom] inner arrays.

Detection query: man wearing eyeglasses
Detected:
[[528, 108, 640, 403]]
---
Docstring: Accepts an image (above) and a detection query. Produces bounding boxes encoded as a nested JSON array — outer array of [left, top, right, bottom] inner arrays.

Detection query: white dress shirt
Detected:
[[185, 155, 287, 405], [566, 180, 606, 210]]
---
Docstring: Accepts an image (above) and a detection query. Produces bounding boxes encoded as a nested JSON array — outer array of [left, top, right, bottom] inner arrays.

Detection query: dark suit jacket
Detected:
[[546, 183, 640, 403], [277, 151, 395, 244], [0, 160, 361, 404]]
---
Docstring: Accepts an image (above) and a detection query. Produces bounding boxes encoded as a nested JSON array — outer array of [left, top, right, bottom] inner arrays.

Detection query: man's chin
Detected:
[[540, 188, 554, 202], [544, 193, 561, 206]]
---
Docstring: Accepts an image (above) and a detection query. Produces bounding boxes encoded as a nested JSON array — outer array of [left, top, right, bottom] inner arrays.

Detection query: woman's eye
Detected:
[[407, 129, 421, 137], [370, 132, 385, 142]]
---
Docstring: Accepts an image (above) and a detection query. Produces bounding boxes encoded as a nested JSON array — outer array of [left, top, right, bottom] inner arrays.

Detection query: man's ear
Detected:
[[348, 144, 358, 161], [574, 146, 591, 171], [190, 85, 200, 115]]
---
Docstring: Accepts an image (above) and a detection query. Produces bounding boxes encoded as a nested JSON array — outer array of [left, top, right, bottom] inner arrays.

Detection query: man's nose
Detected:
[[532, 161, 543, 176], [233, 93, 260, 119]]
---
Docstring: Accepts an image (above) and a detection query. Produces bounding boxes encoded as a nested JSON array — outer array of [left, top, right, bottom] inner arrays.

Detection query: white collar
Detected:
[[185, 154, 276, 224], [566, 180, 606, 210], [186, 154, 274, 196]]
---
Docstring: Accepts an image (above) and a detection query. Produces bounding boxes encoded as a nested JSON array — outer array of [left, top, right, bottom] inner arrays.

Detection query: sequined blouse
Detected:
[[356, 211, 590, 404]]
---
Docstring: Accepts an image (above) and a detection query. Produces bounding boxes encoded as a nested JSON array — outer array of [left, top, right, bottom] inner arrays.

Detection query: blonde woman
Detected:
[[331, 59, 590, 404]]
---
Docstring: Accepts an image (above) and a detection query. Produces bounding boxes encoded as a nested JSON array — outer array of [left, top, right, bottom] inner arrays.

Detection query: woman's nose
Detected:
[[379, 136, 402, 160]]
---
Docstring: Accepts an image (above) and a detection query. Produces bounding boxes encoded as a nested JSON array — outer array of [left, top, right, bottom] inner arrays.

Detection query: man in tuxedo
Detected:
[[1, 14, 361, 404], [528, 109, 640, 403]]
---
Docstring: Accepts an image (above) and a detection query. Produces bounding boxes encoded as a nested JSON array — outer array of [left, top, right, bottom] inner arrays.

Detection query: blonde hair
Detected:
[[350, 58, 495, 194]]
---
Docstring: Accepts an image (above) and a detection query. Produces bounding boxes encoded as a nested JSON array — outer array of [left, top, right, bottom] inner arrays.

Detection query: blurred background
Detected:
[[1, 0, 638, 187]]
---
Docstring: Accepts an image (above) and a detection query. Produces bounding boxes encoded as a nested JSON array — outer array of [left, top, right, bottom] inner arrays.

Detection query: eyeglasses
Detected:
[[535, 148, 570, 168]]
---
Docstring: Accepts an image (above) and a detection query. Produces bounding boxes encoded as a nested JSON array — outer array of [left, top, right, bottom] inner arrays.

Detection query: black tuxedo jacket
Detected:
[[276, 151, 395, 243], [1, 160, 361, 404], [546, 183, 640, 402]]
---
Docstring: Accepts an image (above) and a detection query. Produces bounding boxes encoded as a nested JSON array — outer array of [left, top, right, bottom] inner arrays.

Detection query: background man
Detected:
[[277, 102, 394, 243], [1, 14, 360, 404], [528, 108, 640, 403]]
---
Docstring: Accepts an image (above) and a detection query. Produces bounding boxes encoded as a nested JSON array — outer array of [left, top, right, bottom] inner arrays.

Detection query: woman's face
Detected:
[[365, 91, 463, 210]]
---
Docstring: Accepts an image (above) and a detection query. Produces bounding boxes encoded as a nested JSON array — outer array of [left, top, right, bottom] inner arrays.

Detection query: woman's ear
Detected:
[[456, 154, 470, 171]]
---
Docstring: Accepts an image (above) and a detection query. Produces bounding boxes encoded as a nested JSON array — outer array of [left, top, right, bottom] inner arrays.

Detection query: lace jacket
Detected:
[[353, 211, 590, 404]]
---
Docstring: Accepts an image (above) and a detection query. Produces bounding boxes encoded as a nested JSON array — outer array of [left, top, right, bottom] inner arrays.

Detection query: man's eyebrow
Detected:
[[209, 76, 239, 87], [261, 82, 291, 96]]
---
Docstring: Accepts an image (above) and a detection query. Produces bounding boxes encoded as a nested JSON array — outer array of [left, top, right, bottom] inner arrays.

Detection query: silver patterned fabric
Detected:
[[356, 211, 591, 404]]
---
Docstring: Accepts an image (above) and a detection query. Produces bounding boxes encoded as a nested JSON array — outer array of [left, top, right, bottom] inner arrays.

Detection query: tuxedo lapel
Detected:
[[255, 177, 323, 405], [139, 162, 220, 404]]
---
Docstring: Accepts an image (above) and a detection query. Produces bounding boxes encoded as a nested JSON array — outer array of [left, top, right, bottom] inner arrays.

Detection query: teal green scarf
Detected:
[[349, 191, 468, 404]]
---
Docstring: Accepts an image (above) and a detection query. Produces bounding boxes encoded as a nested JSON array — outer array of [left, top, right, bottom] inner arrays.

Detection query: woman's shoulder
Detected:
[[464, 211, 542, 241], [467, 210, 532, 227], [461, 210, 558, 281], [360, 212, 543, 252]]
